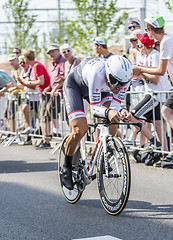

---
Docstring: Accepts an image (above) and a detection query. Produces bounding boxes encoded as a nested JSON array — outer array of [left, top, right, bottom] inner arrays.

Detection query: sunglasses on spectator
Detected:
[[128, 25, 140, 30], [130, 39, 138, 42], [145, 28, 151, 33], [13, 52, 20, 54], [62, 49, 71, 54], [137, 44, 143, 48], [155, 43, 160, 46]]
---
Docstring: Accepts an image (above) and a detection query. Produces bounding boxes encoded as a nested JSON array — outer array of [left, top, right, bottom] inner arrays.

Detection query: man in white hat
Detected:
[[46, 43, 66, 137], [93, 36, 114, 58]]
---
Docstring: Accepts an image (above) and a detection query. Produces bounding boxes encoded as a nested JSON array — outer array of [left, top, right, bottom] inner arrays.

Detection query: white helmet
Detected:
[[106, 55, 132, 87]]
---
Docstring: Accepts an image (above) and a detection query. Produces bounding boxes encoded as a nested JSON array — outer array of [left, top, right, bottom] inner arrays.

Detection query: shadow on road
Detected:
[[0, 181, 173, 240], [0, 160, 58, 173]]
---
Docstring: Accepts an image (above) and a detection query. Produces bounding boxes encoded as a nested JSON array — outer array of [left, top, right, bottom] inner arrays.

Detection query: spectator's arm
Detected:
[[22, 74, 45, 89], [133, 59, 168, 76], [141, 72, 160, 84], [0, 86, 8, 96]]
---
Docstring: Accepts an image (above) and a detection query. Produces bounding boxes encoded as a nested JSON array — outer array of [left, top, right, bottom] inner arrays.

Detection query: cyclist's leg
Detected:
[[65, 117, 88, 156], [63, 73, 88, 189], [62, 117, 88, 190]]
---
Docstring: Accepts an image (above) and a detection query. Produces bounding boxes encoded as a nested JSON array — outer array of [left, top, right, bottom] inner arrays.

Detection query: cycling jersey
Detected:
[[64, 58, 129, 121]]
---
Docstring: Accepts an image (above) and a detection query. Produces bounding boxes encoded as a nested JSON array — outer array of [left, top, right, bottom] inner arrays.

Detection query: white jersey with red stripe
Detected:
[[64, 57, 130, 121], [81, 58, 129, 115]]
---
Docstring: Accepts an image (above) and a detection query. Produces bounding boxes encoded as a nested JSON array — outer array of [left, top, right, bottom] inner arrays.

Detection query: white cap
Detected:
[[125, 29, 142, 40], [93, 36, 107, 45], [128, 17, 141, 25]]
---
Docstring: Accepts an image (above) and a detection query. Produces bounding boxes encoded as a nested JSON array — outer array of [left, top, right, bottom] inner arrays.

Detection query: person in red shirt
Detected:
[[22, 49, 51, 149]]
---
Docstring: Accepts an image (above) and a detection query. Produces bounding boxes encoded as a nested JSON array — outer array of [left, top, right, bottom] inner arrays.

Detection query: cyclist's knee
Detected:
[[72, 124, 88, 141]]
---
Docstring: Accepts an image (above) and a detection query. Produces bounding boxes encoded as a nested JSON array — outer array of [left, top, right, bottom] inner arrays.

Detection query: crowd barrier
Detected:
[[0, 90, 173, 155]]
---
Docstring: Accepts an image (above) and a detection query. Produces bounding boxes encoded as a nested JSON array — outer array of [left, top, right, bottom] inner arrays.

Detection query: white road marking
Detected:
[[73, 236, 122, 240]]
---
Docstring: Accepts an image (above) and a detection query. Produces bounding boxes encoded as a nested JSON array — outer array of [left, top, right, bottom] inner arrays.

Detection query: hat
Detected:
[[46, 44, 59, 54], [8, 53, 18, 61], [128, 17, 141, 25], [136, 34, 154, 48], [19, 55, 24, 61], [60, 43, 71, 52], [144, 15, 165, 28], [93, 36, 107, 45], [126, 29, 142, 40]]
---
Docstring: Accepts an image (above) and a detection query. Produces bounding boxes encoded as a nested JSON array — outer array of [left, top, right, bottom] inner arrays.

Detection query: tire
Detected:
[[97, 136, 131, 215], [58, 134, 82, 204]]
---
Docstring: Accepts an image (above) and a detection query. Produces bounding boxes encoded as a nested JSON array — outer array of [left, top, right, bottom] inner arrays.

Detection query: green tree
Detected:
[[49, 17, 67, 45], [66, 0, 127, 56], [3, 0, 40, 53], [164, 0, 173, 10]]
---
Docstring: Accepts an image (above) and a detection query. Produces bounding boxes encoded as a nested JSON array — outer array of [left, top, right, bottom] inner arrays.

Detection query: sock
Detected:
[[64, 155, 72, 169], [150, 137, 161, 147], [53, 128, 60, 134]]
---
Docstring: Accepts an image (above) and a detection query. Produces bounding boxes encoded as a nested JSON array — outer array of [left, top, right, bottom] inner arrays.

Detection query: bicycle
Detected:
[[58, 120, 142, 215]]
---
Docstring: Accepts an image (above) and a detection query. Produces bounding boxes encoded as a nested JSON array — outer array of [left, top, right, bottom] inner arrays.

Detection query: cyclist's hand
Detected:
[[108, 110, 121, 123], [120, 109, 131, 122]]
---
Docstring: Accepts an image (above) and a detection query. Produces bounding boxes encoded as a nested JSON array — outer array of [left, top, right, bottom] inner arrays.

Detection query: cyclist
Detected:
[[62, 55, 132, 189]]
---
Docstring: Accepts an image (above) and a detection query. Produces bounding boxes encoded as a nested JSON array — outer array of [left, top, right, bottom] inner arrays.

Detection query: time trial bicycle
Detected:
[[58, 120, 142, 215]]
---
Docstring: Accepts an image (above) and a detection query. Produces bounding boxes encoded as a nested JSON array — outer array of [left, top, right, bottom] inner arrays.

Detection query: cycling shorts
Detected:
[[164, 92, 173, 110], [64, 71, 112, 121]]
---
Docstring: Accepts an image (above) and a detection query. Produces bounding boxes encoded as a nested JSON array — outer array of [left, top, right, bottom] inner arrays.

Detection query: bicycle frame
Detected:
[[77, 121, 142, 185], [78, 123, 111, 185]]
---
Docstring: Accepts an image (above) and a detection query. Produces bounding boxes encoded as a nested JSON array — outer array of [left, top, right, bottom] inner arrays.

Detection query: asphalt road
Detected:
[[0, 144, 173, 240]]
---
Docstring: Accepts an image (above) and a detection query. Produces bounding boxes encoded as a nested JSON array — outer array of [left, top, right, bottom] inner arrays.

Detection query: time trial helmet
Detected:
[[106, 55, 132, 87]]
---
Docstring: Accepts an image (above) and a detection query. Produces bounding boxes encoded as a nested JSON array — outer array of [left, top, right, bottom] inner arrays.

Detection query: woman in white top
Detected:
[[60, 44, 81, 78]]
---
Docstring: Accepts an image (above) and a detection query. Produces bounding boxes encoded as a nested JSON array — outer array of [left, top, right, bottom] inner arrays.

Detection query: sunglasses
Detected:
[[137, 44, 143, 48], [155, 43, 160, 46], [108, 74, 128, 88], [128, 25, 140, 30], [13, 52, 20, 54], [145, 28, 151, 32], [19, 61, 25, 65], [130, 39, 138, 42], [62, 49, 71, 54]]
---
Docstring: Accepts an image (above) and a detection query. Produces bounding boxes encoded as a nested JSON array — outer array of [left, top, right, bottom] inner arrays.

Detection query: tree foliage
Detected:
[[3, 0, 40, 53], [164, 0, 173, 10], [66, 0, 127, 56], [49, 16, 67, 45]]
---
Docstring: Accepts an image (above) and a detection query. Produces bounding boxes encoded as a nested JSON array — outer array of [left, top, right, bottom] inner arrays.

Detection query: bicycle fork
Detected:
[[101, 128, 121, 178]]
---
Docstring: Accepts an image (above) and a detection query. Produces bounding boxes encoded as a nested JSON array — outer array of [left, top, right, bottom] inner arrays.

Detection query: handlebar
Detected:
[[88, 121, 142, 133]]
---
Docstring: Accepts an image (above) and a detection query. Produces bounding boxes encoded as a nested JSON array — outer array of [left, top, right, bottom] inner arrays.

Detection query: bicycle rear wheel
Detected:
[[97, 136, 131, 215], [58, 134, 82, 203]]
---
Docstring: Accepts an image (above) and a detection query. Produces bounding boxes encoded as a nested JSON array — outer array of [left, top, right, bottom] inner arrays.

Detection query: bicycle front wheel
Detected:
[[97, 136, 131, 215], [58, 134, 82, 204]]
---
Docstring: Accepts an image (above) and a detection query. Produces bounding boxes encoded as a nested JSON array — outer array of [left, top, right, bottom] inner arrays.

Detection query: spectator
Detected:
[[93, 37, 114, 58], [0, 70, 17, 132], [3, 54, 22, 133], [46, 43, 66, 137], [154, 40, 160, 52], [60, 43, 81, 77], [17, 55, 41, 137], [12, 47, 21, 58], [124, 29, 147, 146], [131, 33, 172, 157], [126, 17, 141, 55], [22, 49, 51, 149], [133, 15, 173, 163]]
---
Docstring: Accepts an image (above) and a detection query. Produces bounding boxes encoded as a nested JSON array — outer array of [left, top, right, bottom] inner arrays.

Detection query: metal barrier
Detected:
[[0, 90, 173, 156]]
